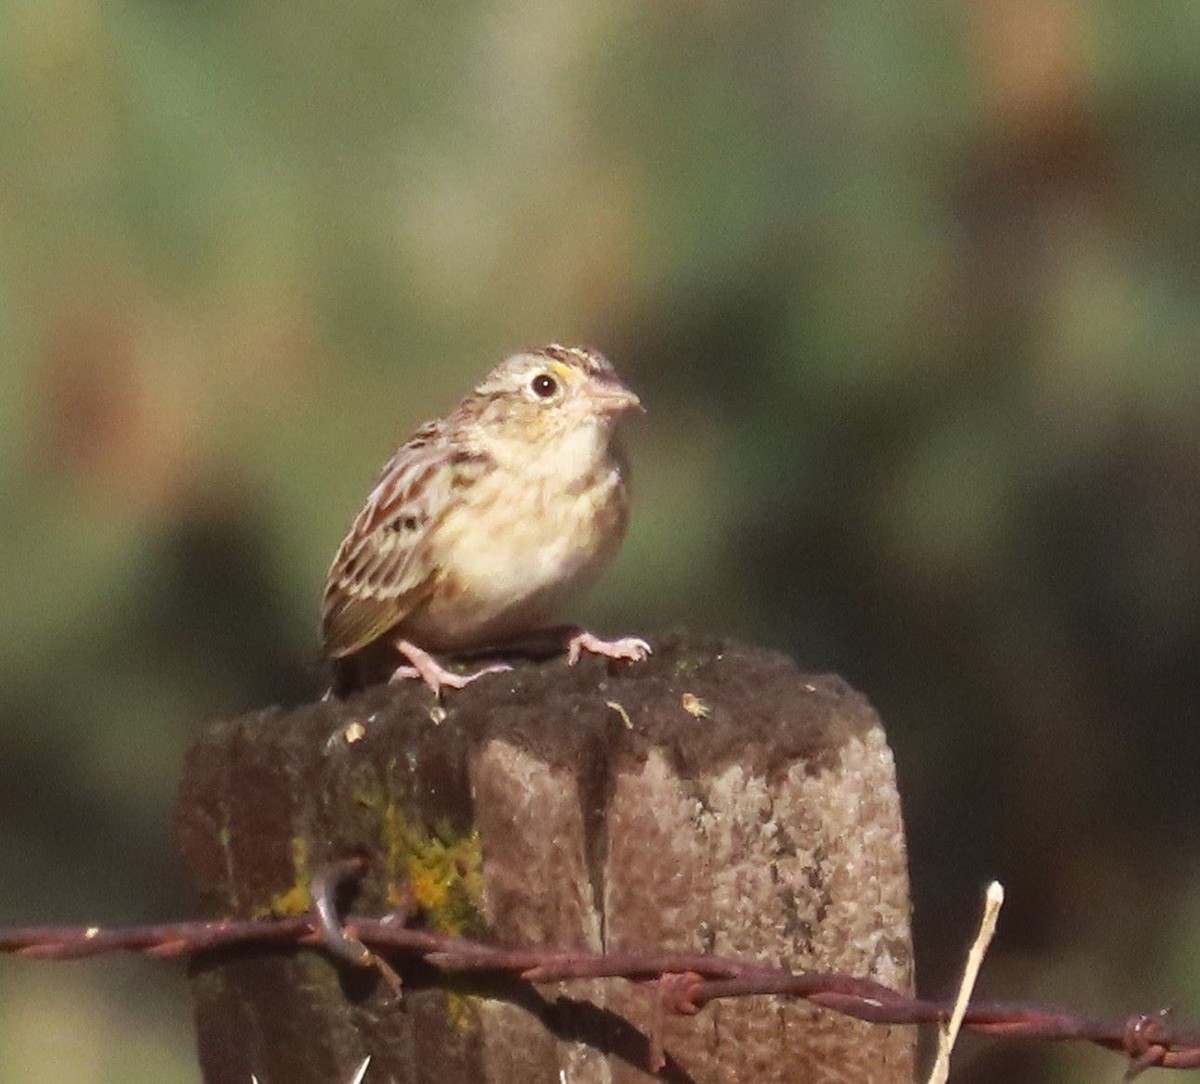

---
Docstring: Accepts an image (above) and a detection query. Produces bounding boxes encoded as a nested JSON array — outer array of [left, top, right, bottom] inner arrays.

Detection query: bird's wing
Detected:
[[320, 422, 490, 658]]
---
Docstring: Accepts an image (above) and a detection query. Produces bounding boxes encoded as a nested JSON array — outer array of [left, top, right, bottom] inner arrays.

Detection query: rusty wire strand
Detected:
[[1, 880, 1198, 1079]]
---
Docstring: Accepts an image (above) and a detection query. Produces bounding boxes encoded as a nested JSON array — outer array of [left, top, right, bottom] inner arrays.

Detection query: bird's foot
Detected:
[[565, 629, 653, 667], [390, 640, 511, 696]]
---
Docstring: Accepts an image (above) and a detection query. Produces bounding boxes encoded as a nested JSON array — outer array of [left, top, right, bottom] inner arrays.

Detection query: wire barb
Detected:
[[309, 858, 404, 1000]]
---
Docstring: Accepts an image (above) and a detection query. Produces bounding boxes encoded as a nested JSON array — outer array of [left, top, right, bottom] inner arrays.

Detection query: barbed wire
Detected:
[[1, 858, 1196, 1079]]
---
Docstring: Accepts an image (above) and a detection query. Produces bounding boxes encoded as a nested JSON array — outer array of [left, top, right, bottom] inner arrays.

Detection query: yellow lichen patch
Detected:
[[259, 836, 312, 918], [351, 768, 486, 935], [380, 800, 406, 889], [403, 828, 485, 936], [446, 991, 477, 1031]]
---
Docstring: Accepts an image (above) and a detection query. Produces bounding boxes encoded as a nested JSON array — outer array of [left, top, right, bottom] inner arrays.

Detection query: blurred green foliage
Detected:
[[1, 2, 1198, 1081]]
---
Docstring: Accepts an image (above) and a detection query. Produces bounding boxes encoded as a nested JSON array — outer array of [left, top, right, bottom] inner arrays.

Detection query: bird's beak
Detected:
[[591, 382, 643, 416]]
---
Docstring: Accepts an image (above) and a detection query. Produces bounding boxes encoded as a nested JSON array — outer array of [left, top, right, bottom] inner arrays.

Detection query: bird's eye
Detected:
[[531, 372, 558, 398]]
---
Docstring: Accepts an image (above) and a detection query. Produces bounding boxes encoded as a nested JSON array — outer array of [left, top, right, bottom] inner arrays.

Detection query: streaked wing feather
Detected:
[[322, 424, 466, 658]]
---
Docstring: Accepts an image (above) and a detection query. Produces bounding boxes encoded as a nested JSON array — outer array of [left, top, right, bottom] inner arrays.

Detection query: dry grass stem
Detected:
[[926, 880, 1005, 1084]]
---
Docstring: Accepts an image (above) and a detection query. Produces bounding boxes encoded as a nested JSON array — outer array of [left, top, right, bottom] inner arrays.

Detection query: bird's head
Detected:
[[463, 344, 642, 455]]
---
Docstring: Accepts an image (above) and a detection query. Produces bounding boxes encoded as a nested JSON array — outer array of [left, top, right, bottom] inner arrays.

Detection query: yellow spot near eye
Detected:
[[548, 360, 578, 384]]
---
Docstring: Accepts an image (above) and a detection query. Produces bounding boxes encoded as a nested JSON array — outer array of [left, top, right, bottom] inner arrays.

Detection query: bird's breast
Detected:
[[409, 461, 629, 649]]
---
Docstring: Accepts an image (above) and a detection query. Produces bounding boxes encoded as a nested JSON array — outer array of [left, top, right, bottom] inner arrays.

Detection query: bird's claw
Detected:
[[390, 641, 511, 695], [566, 631, 653, 667]]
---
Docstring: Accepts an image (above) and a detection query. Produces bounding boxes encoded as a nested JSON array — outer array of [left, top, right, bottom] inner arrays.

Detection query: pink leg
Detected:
[[389, 640, 511, 695], [563, 628, 652, 667]]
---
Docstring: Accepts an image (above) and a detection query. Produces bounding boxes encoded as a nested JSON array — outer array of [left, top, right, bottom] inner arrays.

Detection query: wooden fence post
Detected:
[[176, 635, 915, 1083]]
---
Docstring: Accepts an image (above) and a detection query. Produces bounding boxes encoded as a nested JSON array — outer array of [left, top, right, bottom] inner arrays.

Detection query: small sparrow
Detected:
[[322, 344, 651, 695]]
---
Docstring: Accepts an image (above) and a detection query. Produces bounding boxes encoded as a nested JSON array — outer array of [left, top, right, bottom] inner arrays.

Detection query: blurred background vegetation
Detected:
[[0, 1, 1197, 1080]]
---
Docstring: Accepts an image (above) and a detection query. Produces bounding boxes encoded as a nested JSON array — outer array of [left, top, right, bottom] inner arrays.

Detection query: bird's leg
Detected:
[[554, 626, 652, 667], [485, 626, 652, 666], [389, 639, 511, 695]]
